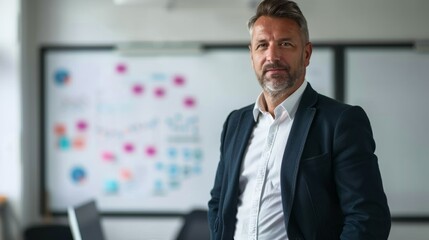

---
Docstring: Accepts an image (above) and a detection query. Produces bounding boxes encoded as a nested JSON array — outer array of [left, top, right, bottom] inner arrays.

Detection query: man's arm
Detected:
[[208, 112, 233, 238], [333, 106, 391, 239], [208, 158, 224, 237]]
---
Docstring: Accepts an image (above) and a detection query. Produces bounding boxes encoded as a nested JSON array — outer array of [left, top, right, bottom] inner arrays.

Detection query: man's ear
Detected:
[[304, 42, 313, 67], [249, 43, 254, 64]]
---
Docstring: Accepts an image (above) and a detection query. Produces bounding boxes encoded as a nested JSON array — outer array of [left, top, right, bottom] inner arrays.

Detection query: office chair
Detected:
[[23, 224, 74, 240], [176, 209, 210, 240]]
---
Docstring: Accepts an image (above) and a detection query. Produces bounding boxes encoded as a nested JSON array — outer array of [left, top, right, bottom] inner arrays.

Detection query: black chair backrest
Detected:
[[176, 209, 210, 240], [24, 224, 73, 240]]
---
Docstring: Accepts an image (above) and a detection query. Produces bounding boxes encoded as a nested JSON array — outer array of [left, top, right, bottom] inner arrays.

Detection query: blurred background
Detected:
[[1, 0, 429, 239]]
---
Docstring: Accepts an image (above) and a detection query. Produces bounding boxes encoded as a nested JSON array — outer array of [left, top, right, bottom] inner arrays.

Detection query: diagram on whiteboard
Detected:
[[51, 61, 203, 198]]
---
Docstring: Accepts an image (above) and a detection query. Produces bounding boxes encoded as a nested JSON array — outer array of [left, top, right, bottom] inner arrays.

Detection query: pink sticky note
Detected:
[[154, 87, 166, 98], [145, 146, 157, 157], [123, 143, 135, 153], [173, 75, 186, 86], [184, 96, 196, 108], [76, 120, 88, 132], [102, 151, 116, 162], [132, 84, 144, 95], [116, 63, 127, 74]]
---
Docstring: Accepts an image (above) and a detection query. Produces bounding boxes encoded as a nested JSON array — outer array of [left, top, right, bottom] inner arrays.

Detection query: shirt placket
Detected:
[[248, 118, 280, 240]]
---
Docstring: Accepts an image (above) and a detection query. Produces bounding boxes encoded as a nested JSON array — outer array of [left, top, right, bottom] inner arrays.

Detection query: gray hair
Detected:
[[248, 0, 309, 43]]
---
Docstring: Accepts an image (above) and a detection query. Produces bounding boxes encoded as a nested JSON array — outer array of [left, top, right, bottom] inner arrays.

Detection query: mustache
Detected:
[[263, 62, 290, 73]]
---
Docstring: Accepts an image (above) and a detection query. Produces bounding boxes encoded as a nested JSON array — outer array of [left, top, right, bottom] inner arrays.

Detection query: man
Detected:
[[208, 0, 391, 239]]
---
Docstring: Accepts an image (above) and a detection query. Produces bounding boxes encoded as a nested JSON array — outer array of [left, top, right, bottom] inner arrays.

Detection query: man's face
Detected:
[[250, 16, 312, 97]]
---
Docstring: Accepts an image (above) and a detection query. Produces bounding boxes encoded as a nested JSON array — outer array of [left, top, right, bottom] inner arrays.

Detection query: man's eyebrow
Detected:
[[253, 38, 267, 43], [277, 37, 294, 42]]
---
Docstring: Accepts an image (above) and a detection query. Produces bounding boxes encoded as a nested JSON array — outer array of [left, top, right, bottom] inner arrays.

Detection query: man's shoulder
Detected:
[[314, 93, 351, 112], [313, 93, 372, 124], [302, 83, 351, 113], [235, 103, 255, 113], [227, 103, 254, 118], [223, 103, 255, 127]]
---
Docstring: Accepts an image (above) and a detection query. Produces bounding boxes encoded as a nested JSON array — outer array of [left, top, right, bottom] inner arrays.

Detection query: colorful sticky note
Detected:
[[104, 179, 119, 194], [183, 96, 196, 108], [145, 146, 157, 157], [120, 169, 133, 181], [73, 137, 85, 150], [123, 143, 135, 153], [76, 120, 88, 132], [102, 151, 116, 162], [154, 179, 164, 192], [183, 148, 192, 160], [154, 87, 166, 98], [54, 124, 66, 136], [54, 69, 70, 85], [183, 165, 192, 177], [193, 164, 202, 174], [71, 166, 86, 184], [173, 75, 186, 86], [194, 149, 203, 161], [167, 148, 177, 159], [116, 63, 127, 74], [152, 73, 166, 81], [155, 162, 164, 171], [169, 180, 180, 189], [132, 84, 144, 95], [58, 136, 71, 150], [169, 164, 179, 176]]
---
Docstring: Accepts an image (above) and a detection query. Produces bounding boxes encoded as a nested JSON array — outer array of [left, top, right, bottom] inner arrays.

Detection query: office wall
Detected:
[[0, 0, 21, 239], [20, 0, 429, 239]]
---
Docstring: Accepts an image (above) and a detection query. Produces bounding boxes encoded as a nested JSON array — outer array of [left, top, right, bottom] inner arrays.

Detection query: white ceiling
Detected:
[[113, 0, 259, 8]]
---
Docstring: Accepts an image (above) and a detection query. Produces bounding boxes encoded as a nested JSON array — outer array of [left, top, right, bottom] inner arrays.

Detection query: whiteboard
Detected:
[[346, 48, 429, 216], [42, 46, 334, 214]]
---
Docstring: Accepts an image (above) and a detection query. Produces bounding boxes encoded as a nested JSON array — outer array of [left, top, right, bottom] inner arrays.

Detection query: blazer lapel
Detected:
[[223, 107, 256, 215], [281, 84, 318, 227], [229, 108, 256, 184]]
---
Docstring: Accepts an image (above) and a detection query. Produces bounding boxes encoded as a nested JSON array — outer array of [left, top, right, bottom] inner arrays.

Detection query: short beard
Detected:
[[258, 61, 299, 100], [262, 72, 296, 98]]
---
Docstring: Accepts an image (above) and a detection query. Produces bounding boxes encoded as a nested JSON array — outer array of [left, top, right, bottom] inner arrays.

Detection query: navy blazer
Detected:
[[208, 84, 391, 240]]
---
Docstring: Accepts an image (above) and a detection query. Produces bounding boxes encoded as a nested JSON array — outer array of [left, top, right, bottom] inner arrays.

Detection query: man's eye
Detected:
[[256, 43, 267, 50], [280, 42, 292, 47]]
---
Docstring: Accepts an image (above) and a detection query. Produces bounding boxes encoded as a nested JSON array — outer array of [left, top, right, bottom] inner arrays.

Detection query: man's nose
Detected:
[[266, 45, 280, 62]]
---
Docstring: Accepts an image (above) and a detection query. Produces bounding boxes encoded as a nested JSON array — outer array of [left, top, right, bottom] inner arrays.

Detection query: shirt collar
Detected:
[[253, 80, 308, 121]]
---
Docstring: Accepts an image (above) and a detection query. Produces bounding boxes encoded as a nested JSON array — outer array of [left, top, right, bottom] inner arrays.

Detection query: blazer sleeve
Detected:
[[207, 111, 233, 238], [333, 106, 391, 239]]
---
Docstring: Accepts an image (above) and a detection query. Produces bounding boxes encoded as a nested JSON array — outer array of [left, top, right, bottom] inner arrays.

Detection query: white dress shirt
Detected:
[[234, 81, 307, 240]]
